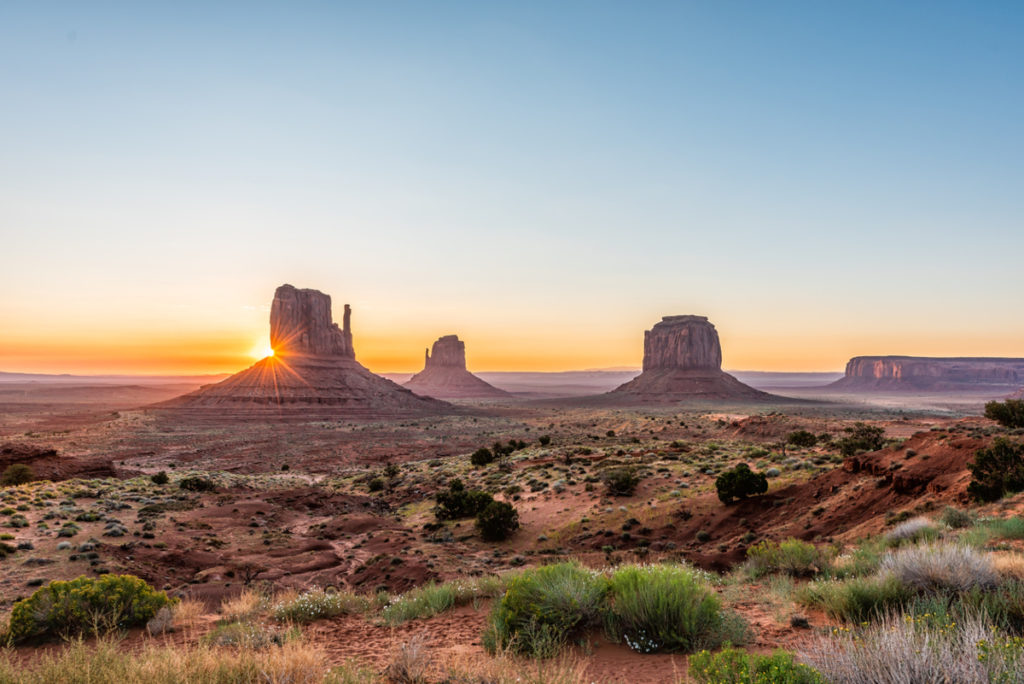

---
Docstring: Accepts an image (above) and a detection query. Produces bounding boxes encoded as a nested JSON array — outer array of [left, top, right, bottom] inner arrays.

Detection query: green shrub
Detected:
[[149, 471, 169, 485], [482, 562, 607, 657], [746, 539, 828, 578], [939, 506, 974, 529], [605, 564, 746, 654], [178, 476, 216, 492], [797, 575, 912, 623], [538, 435, 551, 446], [7, 574, 172, 642], [367, 477, 384, 492], [381, 575, 512, 625], [787, 431, 819, 448], [470, 447, 495, 466], [968, 438, 1024, 502], [836, 423, 886, 457], [985, 399, 1024, 429], [690, 648, 825, 684], [602, 467, 641, 497], [435, 479, 493, 520], [0, 464, 34, 487], [476, 501, 519, 541], [715, 463, 768, 504]]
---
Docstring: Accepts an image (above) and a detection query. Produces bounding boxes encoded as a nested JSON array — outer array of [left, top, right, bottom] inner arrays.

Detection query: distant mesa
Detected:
[[609, 315, 773, 402], [831, 356, 1024, 393], [403, 335, 509, 399], [160, 284, 450, 415]]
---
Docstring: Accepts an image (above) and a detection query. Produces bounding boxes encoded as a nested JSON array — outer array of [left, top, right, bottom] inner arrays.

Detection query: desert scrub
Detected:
[[797, 575, 912, 623], [884, 516, 940, 546], [746, 539, 830, 578], [878, 543, 998, 594], [482, 562, 607, 657], [939, 506, 974, 529], [690, 648, 825, 684], [7, 574, 173, 642], [381, 575, 511, 625], [206, 620, 299, 648], [434, 479, 493, 520], [272, 587, 368, 624], [604, 564, 747, 654], [803, 611, 1024, 684]]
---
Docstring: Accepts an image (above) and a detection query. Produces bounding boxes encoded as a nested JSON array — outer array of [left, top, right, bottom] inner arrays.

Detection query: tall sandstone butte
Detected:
[[161, 285, 450, 415], [610, 315, 773, 402], [404, 335, 508, 399]]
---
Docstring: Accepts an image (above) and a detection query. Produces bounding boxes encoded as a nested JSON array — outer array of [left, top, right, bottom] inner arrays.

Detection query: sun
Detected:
[[251, 343, 275, 360]]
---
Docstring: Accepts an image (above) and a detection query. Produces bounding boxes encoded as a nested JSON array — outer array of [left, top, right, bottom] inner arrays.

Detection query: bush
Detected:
[[482, 562, 607, 657], [470, 447, 495, 467], [985, 399, 1024, 428], [746, 539, 828, 578], [968, 438, 1024, 502], [0, 464, 34, 487], [381, 576, 512, 625], [797, 575, 912, 623], [367, 477, 384, 492], [476, 501, 519, 541], [939, 506, 974, 529], [690, 648, 825, 684], [836, 423, 886, 457], [884, 517, 940, 546], [435, 479, 493, 520], [178, 476, 216, 492], [879, 544, 998, 595], [272, 587, 367, 623], [605, 564, 746, 654], [602, 467, 641, 497], [538, 435, 551, 446], [715, 463, 768, 504], [7, 574, 172, 642], [149, 471, 169, 485], [787, 431, 819, 448]]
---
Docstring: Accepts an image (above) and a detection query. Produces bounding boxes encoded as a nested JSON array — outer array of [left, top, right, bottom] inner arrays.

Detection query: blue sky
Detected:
[[1, 1, 1022, 373]]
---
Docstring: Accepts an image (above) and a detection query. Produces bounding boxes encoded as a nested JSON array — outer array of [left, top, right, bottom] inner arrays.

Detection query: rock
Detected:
[[832, 356, 1024, 392], [423, 335, 467, 369], [270, 284, 353, 358], [642, 316, 722, 372], [157, 285, 452, 416], [404, 335, 509, 399], [609, 315, 774, 402]]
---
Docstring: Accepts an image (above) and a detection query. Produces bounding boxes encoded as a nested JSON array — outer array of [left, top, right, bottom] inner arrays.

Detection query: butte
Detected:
[[161, 285, 450, 416], [403, 335, 509, 399], [608, 315, 774, 402]]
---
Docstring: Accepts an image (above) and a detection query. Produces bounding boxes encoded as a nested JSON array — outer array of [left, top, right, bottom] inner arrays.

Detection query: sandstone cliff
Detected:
[[832, 356, 1024, 392]]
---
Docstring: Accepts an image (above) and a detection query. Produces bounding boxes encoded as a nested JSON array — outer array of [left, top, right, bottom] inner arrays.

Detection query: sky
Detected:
[[1, 1, 1022, 375]]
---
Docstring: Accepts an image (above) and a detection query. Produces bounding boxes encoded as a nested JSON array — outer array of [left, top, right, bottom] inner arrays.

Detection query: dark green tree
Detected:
[[476, 501, 520, 541], [984, 399, 1024, 429], [715, 463, 768, 504], [968, 438, 1024, 502]]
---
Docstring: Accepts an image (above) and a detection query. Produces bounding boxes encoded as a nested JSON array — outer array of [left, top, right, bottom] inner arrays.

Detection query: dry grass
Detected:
[[171, 598, 206, 634], [991, 552, 1024, 581], [444, 649, 590, 684], [802, 611, 1023, 684], [219, 589, 264, 623], [0, 637, 329, 683], [384, 633, 432, 684]]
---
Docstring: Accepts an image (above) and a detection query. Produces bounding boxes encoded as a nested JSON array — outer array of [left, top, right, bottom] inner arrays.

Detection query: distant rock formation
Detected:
[[831, 356, 1024, 392], [404, 335, 509, 399], [160, 285, 450, 415], [610, 315, 773, 402]]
